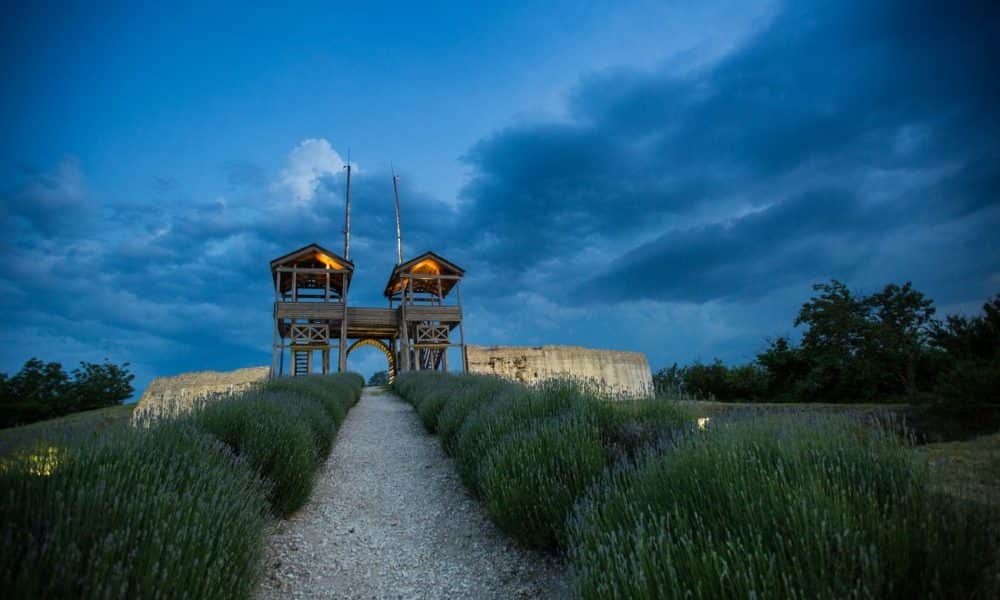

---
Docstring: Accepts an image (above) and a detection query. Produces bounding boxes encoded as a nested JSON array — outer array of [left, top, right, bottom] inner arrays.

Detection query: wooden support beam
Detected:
[[271, 320, 279, 379], [400, 274, 463, 280], [275, 267, 351, 274], [339, 273, 347, 372]]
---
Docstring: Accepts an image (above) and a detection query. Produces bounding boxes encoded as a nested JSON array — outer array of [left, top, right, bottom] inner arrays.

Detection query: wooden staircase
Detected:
[[293, 350, 310, 376]]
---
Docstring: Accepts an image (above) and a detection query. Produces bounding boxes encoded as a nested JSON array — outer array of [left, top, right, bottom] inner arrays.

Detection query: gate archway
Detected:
[[345, 338, 396, 382]]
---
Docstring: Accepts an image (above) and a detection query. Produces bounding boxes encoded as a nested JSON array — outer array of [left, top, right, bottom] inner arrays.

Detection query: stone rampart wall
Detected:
[[465, 345, 654, 398]]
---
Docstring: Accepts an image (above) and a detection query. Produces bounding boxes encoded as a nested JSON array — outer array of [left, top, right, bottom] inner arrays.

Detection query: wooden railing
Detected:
[[274, 302, 346, 319]]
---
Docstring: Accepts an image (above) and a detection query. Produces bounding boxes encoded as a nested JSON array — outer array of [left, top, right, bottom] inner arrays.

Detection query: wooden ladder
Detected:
[[293, 350, 310, 376]]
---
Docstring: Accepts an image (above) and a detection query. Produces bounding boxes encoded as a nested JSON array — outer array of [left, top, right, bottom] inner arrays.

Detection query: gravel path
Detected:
[[256, 386, 568, 599]]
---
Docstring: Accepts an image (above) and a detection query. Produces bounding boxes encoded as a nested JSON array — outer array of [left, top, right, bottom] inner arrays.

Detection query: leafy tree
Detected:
[[865, 282, 936, 396], [756, 336, 810, 401], [678, 360, 768, 402], [0, 357, 134, 428], [653, 363, 684, 397], [6, 358, 72, 420], [794, 280, 879, 401], [929, 294, 1000, 404], [660, 283, 996, 405], [368, 370, 390, 386], [70, 360, 135, 411], [930, 294, 1000, 361]]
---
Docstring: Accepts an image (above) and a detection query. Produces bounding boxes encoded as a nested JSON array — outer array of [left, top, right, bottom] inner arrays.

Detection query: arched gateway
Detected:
[[346, 338, 396, 382]]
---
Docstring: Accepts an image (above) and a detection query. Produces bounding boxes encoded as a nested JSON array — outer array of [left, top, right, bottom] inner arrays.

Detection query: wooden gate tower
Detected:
[[270, 248, 466, 379]]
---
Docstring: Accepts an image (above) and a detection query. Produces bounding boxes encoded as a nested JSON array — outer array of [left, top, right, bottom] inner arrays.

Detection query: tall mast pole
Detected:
[[343, 153, 352, 260], [392, 165, 403, 264]]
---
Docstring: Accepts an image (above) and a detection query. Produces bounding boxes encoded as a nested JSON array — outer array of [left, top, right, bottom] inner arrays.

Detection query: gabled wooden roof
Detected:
[[270, 243, 354, 272], [271, 243, 354, 297], [384, 251, 465, 299]]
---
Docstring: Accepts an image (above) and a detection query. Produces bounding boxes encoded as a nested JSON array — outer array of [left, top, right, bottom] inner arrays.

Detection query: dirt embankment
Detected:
[[131, 366, 269, 423]]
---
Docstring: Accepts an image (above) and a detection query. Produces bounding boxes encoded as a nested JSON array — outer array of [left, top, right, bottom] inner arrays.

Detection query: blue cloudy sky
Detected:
[[1, 1, 998, 394]]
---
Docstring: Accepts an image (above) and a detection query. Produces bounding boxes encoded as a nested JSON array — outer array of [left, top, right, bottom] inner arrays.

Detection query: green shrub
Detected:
[[289, 393, 336, 458], [436, 376, 516, 453], [393, 371, 452, 432], [0, 423, 269, 600], [0, 372, 361, 598], [568, 416, 997, 599], [588, 396, 693, 464], [479, 414, 605, 549], [192, 392, 319, 516], [453, 380, 586, 492], [416, 388, 451, 432], [266, 378, 344, 426], [933, 356, 1000, 405]]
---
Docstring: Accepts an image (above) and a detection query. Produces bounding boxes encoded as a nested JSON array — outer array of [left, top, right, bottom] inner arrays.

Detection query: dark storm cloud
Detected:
[[586, 188, 884, 303], [456, 0, 1000, 303], [3, 0, 999, 390], [0, 158, 97, 239]]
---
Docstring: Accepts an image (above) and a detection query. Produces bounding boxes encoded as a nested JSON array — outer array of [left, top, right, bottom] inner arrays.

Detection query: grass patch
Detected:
[[0, 403, 135, 457], [922, 432, 1000, 511]]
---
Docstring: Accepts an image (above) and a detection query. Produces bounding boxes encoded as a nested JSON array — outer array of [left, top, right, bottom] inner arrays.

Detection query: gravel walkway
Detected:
[[256, 386, 568, 599]]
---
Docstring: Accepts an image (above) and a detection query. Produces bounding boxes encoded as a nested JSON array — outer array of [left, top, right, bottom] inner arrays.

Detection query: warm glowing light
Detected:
[[697, 417, 710, 430], [1, 446, 63, 477], [410, 259, 441, 275], [389, 258, 448, 295], [315, 252, 344, 270]]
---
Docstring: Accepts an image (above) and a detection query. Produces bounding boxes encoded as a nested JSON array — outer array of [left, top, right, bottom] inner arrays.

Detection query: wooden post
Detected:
[[399, 274, 409, 372], [292, 269, 298, 302], [457, 281, 467, 372], [391, 336, 398, 377], [325, 272, 330, 302], [400, 322, 409, 371], [271, 320, 279, 379], [339, 273, 347, 372]]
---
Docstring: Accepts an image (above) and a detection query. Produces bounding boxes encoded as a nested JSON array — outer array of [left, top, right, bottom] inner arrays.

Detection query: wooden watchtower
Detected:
[[270, 247, 466, 379], [270, 243, 354, 377], [384, 251, 466, 373]]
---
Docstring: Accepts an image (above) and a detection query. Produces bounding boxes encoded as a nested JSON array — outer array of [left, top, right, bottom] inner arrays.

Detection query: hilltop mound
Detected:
[[132, 366, 269, 422]]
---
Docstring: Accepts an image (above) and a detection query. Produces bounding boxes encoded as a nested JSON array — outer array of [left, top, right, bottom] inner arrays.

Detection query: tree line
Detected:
[[0, 358, 135, 428], [654, 281, 999, 404]]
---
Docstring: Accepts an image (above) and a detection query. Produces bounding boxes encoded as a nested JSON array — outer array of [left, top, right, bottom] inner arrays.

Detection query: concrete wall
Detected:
[[465, 345, 654, 398], [132, 366, 269, 423]]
